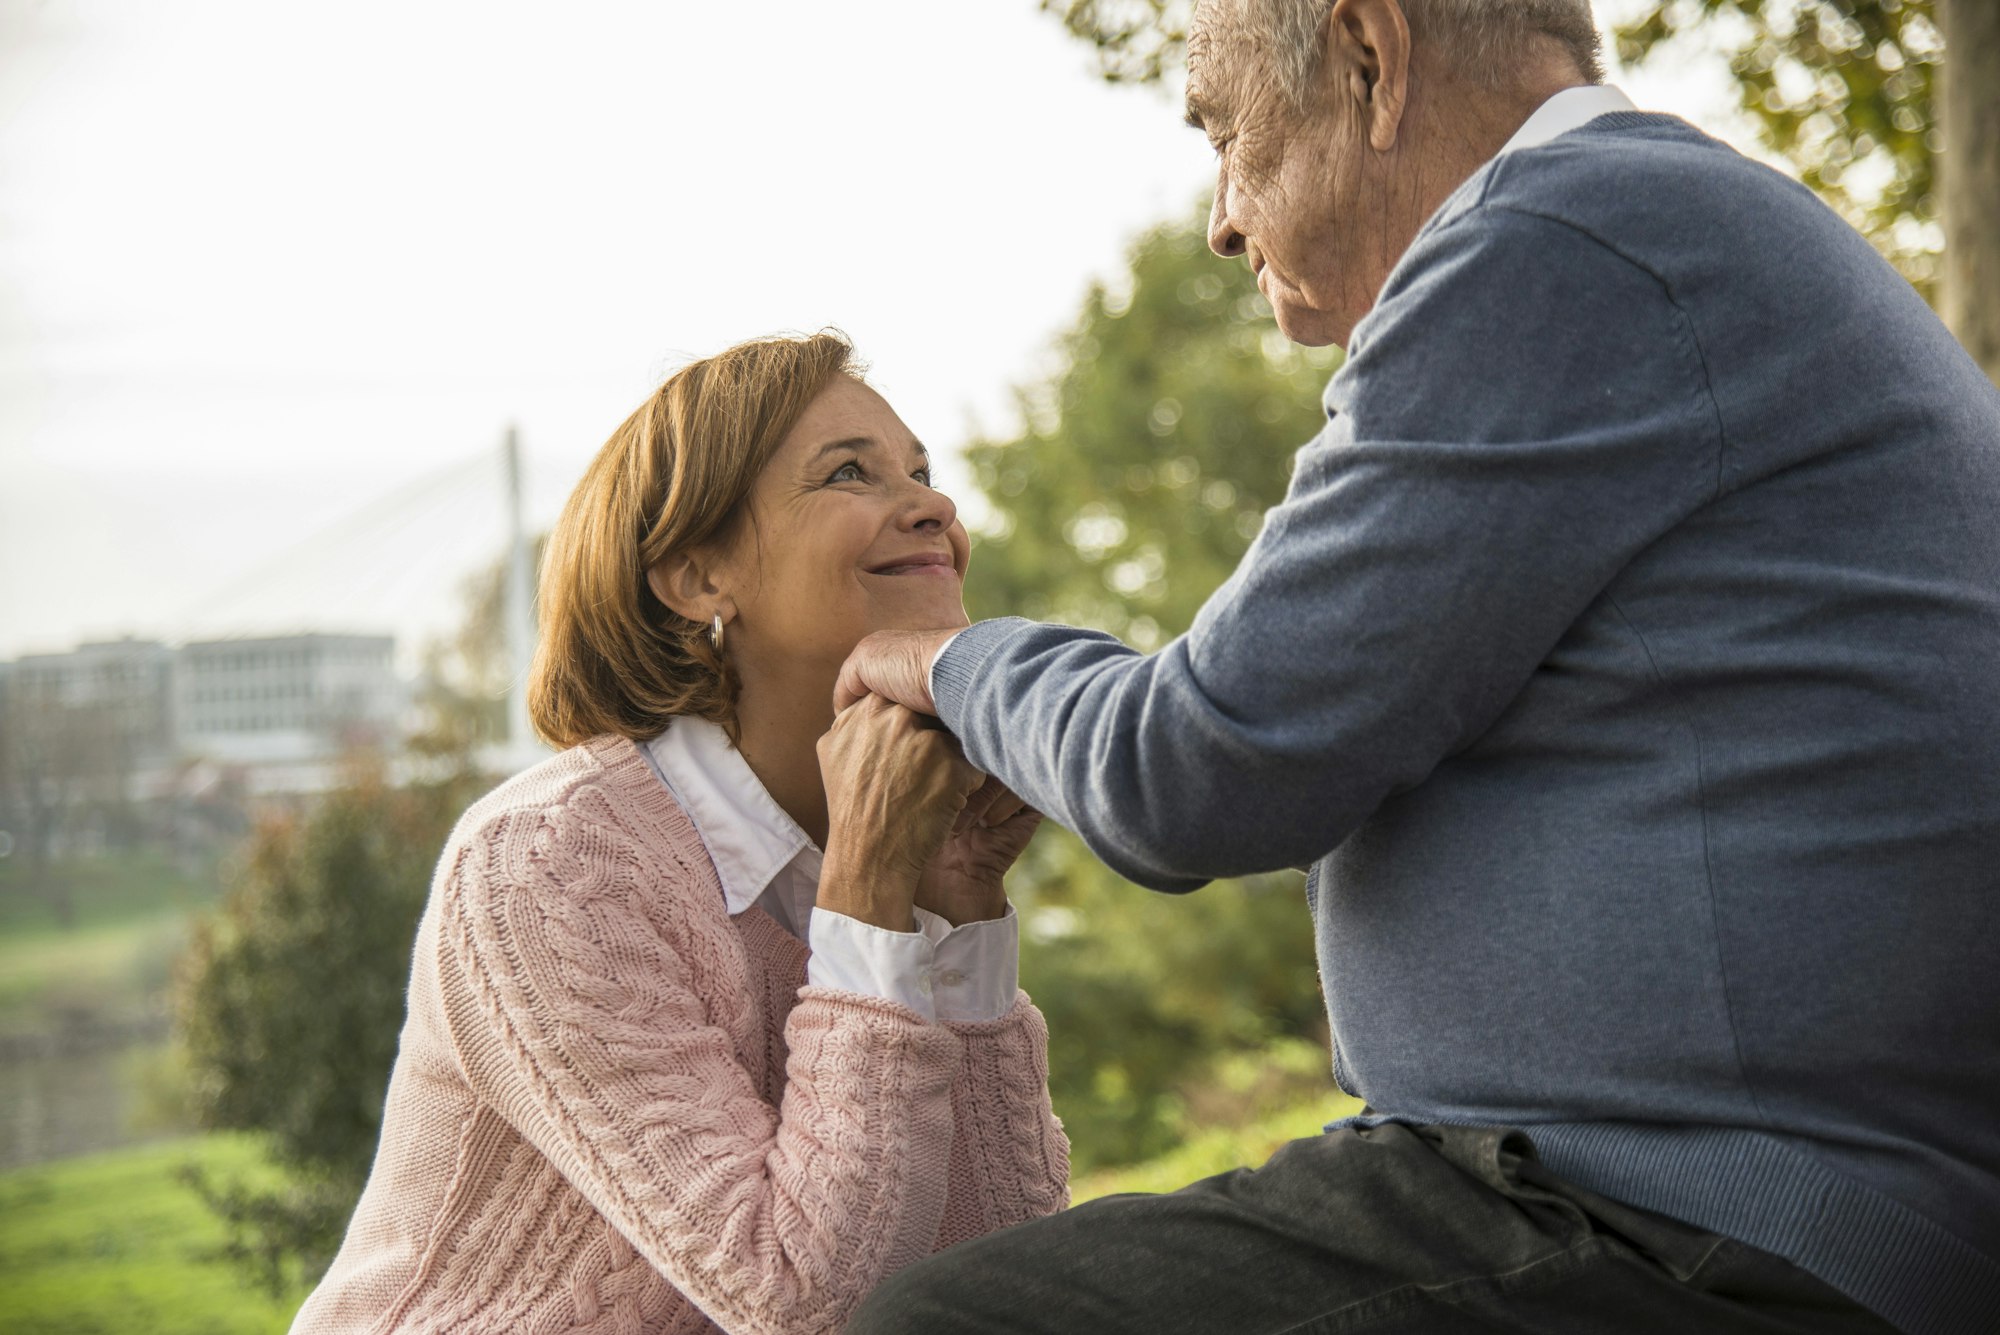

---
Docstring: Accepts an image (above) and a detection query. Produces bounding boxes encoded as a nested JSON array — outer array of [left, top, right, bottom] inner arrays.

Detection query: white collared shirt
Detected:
[[1497, 83, 1636, 156], [639, 716, 1018, 1023]]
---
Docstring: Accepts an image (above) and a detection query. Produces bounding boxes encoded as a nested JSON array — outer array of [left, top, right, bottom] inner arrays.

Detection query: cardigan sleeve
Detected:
[[930, 205, 1725, 890], [934, 992, 1071, 1251], [436, 790, 965, 1335]]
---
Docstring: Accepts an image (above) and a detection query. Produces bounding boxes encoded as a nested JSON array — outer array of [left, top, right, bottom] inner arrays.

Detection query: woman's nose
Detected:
[[903, 475, 956, 532]]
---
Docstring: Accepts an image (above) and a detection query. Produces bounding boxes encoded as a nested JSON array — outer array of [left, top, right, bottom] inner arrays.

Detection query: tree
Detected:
[[0, 684, 142, 926], [962, 207, 1343, 1167], [1612, 3, 1943, 293], [406, 534, 548, 760], [1042, 0, 1193, 85], [174, 762, 488, 1290], [1038, 0, 2000, 386], [1927, 0, 1996, 382]]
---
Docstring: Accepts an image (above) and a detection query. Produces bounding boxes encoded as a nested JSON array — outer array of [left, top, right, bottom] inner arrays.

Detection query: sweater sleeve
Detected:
[[931, 205, 1725, 890], [933, 992, 1071, 1251], [437, 792, 964, 1335]]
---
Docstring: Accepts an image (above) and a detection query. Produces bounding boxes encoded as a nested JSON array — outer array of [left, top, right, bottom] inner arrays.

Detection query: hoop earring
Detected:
[[709, 613, 725, 654]]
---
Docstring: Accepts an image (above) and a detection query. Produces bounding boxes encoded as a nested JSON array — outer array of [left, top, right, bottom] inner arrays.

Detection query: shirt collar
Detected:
[[1497, 83, 1637, 157], [643, 717, 816, 916]]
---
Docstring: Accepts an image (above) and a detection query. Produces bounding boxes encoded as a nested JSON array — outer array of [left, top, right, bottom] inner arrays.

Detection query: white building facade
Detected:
[[0, 633, 406, 797], [2, 637, 179, 764], [173, 633, 404, 766]]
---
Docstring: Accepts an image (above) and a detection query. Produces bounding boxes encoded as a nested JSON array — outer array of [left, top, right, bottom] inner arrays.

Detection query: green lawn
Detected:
[[0, 1134, 304, 1335], [1073, 1090, 1363, 1202], [0, 851, 222, 1033], [0, 1095, 1363, 1334], [0, 851, 220, 932], [0, 910, 193, 1031]]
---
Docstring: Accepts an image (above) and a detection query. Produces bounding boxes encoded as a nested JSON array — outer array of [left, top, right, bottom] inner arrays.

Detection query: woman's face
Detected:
[[714, 376, 970, 679]]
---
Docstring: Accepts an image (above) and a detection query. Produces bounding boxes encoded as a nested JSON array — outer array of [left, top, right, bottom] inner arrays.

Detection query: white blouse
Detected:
[[639, 716, 1019, 1023]]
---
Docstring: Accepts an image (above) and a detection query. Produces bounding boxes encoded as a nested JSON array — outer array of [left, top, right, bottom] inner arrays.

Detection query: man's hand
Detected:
[[916, 777, 1043, 926], [834, 627, 961, 715]]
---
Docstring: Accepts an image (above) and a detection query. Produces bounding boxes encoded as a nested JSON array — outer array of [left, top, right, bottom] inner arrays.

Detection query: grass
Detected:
[[0, 1134, 305, 1335], [0, 852, 221, 1033], [0, 853, 1352, 1323], [0, 1091, 1364, 1334], [0, 850, 220, 932], [0, 911, 194, 1031], [1073, 1090, 1365, 1202]]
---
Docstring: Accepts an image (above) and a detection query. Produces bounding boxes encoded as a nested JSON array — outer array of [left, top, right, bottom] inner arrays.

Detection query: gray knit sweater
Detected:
[[933, 112, 2000, 1335]]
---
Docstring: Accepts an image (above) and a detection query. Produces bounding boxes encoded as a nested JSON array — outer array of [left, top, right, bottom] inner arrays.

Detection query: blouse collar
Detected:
[[642, 717, 817, 917]]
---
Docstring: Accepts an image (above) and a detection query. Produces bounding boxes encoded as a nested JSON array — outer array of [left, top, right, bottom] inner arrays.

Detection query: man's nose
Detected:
[[1208, 183, 1246, 258]]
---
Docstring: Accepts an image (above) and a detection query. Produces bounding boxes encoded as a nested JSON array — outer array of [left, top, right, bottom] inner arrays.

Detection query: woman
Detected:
[[291, 331, 1069, 1335]]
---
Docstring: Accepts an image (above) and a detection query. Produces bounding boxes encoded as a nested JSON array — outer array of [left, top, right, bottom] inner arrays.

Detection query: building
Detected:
[[173, 633, 403, 765], [1, 637, 178, 765], [0, 631, 409, 802]]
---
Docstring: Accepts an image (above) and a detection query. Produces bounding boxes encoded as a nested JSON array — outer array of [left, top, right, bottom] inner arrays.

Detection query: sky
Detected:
[[0, 0, 1743, 668]]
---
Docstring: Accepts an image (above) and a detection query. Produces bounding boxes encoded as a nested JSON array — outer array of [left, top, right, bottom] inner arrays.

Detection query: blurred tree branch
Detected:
[[1040, 0, 1191, 85], [1614, 2, 1942, 298]]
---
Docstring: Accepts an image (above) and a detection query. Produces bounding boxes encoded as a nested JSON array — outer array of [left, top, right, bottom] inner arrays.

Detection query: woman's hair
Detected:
[[529, 329, 860, 748]]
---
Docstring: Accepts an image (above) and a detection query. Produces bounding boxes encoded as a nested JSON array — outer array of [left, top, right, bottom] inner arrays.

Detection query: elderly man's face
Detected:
[[1187, 0, 1410, 348]]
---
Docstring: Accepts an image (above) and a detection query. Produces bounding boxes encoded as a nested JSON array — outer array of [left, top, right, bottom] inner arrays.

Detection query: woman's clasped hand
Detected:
[[816, 693, 1043, 932]]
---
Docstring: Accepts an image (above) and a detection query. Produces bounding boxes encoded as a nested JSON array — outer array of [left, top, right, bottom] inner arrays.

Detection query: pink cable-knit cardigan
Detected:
[[290, 735, 1070, 1335]]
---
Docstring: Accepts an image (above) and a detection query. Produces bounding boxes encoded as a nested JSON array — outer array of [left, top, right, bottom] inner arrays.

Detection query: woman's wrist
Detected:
[[816, 856, 919, 933], [916, 884, 1008, 928]]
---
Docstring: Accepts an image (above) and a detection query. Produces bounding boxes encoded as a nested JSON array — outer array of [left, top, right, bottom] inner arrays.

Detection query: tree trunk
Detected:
[[1937, 0, 2000, 387]]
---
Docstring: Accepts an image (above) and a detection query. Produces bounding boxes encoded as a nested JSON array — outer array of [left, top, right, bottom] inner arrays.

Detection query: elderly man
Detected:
[[840, 1, 1998, 1332]]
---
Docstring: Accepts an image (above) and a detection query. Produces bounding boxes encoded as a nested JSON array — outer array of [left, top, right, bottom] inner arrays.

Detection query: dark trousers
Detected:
[[848, 1123, 1899, 1334]]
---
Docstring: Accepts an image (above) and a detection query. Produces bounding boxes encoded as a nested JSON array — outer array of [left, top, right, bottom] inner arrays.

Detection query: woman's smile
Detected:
[[865, 551, 960, 579]]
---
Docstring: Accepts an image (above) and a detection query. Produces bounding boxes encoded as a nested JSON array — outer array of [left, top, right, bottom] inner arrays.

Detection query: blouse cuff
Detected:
[[807, 902, 1019, 1023]]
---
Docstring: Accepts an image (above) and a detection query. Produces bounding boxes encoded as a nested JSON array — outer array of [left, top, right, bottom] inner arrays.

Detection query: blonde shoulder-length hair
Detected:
[[529, 330, 860, 748]]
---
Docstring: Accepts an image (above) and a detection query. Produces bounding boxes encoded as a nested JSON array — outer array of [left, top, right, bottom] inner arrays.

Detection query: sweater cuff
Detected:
[[929, 617, 1034, 732]]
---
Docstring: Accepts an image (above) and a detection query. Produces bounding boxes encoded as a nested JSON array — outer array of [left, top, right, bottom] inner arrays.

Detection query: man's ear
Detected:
[[647, 551, 730, 628], [1326, 0, 1411, 153]]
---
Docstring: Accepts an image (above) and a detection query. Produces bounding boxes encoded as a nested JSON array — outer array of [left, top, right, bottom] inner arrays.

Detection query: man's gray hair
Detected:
[[1248, 0, 1605, 103]]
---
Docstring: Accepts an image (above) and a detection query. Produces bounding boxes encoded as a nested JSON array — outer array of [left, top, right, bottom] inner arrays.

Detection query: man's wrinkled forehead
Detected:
[[1186, 0, 1245, 74], [1185, 0, 1250, 132]]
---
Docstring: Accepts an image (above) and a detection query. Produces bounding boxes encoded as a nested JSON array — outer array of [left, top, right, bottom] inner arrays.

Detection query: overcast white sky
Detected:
[[0, 0, 1741, 665]]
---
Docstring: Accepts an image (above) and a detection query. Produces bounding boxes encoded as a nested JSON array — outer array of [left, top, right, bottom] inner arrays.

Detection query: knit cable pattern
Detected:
[[289, 737, 1067, 1335]]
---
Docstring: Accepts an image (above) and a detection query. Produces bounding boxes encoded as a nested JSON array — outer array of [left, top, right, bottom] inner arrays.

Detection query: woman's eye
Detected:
[[827, 461, 864, 484]]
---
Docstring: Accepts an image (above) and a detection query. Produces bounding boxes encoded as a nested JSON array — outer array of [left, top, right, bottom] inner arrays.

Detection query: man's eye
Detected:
[[827, 461, 864, 484], [914, 468, 934, 487]]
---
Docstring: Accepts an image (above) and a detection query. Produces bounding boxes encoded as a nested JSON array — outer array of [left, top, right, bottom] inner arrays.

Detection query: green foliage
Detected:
[[963, 205, 1345, 1169], [1614, 0, 1942, 294], [0, 1134, 302, 1334], [408, 534, 548, 759], [1040, 0, 1191, 85], [965, 209, 1340, 647], [173, 764, 486, 1288]]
